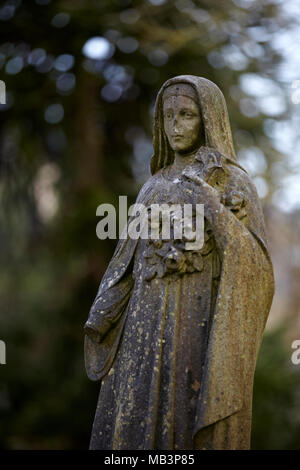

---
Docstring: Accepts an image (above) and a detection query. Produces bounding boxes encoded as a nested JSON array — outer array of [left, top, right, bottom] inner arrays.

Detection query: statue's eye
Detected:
[[181, 110, 193, 118], [165, 112, 173, 119]]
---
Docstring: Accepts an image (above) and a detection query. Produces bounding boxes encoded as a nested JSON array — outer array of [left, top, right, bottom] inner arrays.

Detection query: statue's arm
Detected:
[[84, 226, 137, 343], [83, 178, 155, 344], [84, 272, 134, 343], [183, 167, 270, 261]]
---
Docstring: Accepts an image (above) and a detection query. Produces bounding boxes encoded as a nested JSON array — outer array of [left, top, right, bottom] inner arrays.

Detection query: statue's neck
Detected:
[[172, 149, 198, 171]]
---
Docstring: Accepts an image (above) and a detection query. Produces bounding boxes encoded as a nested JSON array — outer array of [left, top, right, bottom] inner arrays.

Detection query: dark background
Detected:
[[1, 0, 300, 449]]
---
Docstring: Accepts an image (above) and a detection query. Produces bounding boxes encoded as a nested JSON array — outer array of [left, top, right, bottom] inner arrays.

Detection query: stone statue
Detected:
[[84, 75, 275, 450]]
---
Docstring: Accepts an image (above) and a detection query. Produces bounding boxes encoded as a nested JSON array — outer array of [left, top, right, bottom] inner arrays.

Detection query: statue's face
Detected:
[[163, 91, 203, 154]]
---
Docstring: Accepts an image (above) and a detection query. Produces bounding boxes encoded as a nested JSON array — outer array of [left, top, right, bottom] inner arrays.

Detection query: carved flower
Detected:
[[226, 190, 244, 208], [163, 247, 186, 273], [225, 190, 247, 221], [143, 224, 215, 280], [185, 251, 204, 272]]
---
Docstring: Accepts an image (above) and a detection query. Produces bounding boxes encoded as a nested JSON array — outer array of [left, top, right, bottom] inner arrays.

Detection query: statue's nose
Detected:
[[172, 115, 180, 133]]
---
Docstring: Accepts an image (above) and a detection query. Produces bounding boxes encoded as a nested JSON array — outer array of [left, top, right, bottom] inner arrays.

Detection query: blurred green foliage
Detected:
[[0, 0, 299, 449], [252, 327, 300, 450]]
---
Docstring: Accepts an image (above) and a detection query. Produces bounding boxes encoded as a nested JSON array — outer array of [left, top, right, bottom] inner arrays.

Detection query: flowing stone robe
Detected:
[[84, 76, 275, 450]]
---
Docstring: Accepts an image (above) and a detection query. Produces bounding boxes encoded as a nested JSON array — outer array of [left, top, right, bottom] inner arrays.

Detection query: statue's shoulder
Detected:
[[226, 161, 258, 196], [223, 160, 265, 221], [195, 146, 257, 198]]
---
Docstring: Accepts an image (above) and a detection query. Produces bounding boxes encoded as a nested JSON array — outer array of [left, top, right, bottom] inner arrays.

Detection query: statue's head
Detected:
[[151, 75, 236, 174], [162, 83, 205, 156]]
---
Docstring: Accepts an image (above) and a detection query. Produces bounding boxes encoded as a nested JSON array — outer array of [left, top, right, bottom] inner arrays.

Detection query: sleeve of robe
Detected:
[[83, 179, 155, 382], [193, 163, 275, 435]]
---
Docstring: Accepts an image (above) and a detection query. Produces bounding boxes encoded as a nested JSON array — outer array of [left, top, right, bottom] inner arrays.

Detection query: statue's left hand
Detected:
[[182, 167, 220, 201]]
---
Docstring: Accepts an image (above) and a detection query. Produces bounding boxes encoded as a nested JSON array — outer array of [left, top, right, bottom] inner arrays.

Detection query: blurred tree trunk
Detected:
[[73, 70, 104, 190]]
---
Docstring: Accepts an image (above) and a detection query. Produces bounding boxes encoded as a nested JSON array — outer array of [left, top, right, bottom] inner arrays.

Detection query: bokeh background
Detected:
[[1, 0, 300, 450]]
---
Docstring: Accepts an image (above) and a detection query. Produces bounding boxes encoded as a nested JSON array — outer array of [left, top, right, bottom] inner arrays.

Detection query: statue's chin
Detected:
[[170, 140, 202, 155]]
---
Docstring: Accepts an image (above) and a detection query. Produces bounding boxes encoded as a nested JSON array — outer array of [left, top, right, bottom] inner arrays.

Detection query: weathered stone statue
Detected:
[[84, 75, 275, 450]]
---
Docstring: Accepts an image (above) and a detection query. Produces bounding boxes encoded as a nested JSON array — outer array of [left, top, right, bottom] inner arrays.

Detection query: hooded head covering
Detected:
[[150, 75, 237, 174]]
